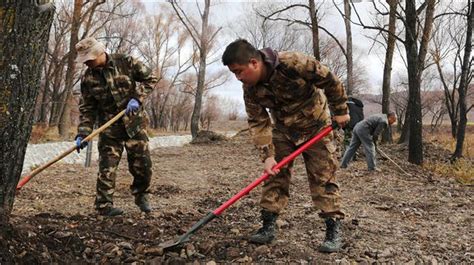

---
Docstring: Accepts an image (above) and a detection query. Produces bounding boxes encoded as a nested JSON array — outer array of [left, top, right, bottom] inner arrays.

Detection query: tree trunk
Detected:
[[308, 0, 320, 60], [38, 63, 52, 125], [435, 57, 459, 138], [190, 0, 210, 139], [404, 0, 436, 165], [452, 1, 473, 160], [398, 109, 410, 144], [343, 0, 353, 96], [58, 0, 82, 138], [0, 1, 54, 224], [48, 66, 65, 126], [381, 0, 397, 143]]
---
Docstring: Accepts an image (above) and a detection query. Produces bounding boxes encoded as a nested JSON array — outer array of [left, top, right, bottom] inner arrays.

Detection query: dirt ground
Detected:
[[2, 124, 472, 264]]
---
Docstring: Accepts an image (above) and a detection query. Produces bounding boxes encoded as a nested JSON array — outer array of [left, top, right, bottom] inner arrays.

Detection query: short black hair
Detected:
[[387, 112, 396, 119], [222, 39, 262, 66]]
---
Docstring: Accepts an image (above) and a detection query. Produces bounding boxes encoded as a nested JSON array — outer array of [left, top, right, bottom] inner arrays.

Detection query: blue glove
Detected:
[[126, 98, 140, 115], [75, 135, 88, 153]]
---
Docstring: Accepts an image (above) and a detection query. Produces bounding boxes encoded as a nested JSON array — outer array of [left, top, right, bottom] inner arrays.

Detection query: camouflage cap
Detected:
[[75, 37, 105, 63]]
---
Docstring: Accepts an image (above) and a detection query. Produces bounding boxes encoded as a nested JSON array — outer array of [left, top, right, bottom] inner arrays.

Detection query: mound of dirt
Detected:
[[190, 130, 228, 144]]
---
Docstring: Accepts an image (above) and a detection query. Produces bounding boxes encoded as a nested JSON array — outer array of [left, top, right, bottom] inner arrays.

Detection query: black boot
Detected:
[[319, 218, 343, 253], [249, 210, 278, 244], [135, 193, 152, 213], [98, 206, 124, 216]]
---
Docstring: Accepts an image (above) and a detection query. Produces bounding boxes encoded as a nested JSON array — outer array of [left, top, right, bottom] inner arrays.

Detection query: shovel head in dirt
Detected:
[[159, 123, 337, 251]]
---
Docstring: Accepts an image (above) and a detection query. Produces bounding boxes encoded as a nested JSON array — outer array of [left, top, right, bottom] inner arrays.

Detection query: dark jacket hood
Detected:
[[259, 48, 279, 71]]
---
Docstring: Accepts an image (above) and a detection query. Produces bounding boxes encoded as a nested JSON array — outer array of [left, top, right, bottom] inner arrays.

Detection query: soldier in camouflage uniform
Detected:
[[222, 39, 350, 253], [74, 37, 157, 216]]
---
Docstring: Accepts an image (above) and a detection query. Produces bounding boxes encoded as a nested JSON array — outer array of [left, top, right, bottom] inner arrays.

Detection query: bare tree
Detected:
[[0, 1, 54, 225], [200, 95, 220, 130], [170, 0, 222, 139], [58, 0, 84, 137], [232, 3, 303, 51], [350, 0, 437, 165], [401, 0, 436, 164], [431, 0, 473, 160], [452, 1, 473, 160], [35, 12, 70, 126], [382, 0, 398, 143], [342, 0, 353, 95], [257, 1, 328, 59], [141, 11, 194, 130]]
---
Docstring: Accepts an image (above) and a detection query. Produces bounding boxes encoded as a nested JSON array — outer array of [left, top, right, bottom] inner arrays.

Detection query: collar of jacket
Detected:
[[89, 53, 115, 73], [104, 53, 116, 70], [259, 48, 279, 83]]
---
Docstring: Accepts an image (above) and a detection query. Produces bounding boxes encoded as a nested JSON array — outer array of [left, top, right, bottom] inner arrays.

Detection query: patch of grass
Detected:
[[424, 126, 474, 159], [424, 159, 474, 185]]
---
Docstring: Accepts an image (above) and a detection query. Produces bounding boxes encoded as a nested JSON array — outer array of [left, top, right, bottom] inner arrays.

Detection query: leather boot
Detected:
[[135, 193, 152, 213], [98, 206, 124, 216], [249, 210, 278, 244], [319, 218, 343, 253]]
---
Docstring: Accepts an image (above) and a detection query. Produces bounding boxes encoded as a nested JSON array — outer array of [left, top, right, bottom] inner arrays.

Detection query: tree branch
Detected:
[[349, 1, 405, 44]]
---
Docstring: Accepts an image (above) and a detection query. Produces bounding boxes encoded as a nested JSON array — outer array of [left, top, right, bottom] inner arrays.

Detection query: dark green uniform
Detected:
[[78, 53, 157, 210], [244, 49, 348, 219]]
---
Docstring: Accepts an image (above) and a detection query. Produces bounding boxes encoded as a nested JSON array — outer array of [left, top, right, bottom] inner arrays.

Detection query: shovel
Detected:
[[16, 109, 126, 190], [159, 123, 337, 251], [376, 147, 412, 177]]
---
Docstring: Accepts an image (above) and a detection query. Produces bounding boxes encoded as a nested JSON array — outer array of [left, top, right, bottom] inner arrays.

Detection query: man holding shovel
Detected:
[[340, 112, 397, 172], [222, 39, 349, 253], [74, 37, 157, 216]]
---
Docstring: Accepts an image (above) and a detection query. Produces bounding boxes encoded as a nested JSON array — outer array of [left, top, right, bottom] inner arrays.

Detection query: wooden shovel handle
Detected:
[[16, 110, 126, 190]]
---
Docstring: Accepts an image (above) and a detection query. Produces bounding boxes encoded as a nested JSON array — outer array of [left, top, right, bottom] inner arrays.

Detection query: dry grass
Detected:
[[424, 159, 473, 185], [425, 124, 474, 159], [423, 124, 474, 185], [30, 125, 76, 144]]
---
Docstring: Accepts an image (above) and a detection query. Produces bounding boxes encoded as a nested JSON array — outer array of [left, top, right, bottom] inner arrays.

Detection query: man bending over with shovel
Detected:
[[74, 37, 157, 216], [340, 112, 397, 172], [222, 39, 350, 253]]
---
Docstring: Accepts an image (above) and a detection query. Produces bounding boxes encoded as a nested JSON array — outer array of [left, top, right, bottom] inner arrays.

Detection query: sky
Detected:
[[139, 0, 406, 110]]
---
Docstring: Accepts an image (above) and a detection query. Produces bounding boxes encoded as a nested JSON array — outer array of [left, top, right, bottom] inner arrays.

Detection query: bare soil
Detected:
[[2, 127, 472, 264]]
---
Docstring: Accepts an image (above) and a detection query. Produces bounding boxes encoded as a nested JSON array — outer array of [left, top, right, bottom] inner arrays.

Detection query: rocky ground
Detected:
[[1, 126, 472, 264]]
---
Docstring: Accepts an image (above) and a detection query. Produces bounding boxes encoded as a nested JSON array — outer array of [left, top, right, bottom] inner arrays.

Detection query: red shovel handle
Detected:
[[213, 124, 335, 215]]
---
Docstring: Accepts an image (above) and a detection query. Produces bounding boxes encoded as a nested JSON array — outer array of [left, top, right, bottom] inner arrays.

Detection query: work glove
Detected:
[[75, 135, 88, 153], [126, 98, 140, 115]]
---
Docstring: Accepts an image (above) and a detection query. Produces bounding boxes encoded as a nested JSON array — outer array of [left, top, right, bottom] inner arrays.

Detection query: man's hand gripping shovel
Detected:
[[158, 123, 338, 251], [16, 110, 127, 191]]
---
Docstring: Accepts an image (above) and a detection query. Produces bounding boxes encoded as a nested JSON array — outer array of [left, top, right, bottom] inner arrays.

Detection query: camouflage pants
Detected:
[[260, 129, 344, 219], [95, 125, 152, 209]]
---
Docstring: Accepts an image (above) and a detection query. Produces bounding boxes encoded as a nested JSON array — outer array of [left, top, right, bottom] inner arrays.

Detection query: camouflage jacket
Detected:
[[243, 48, 348, 161], [78, 53, 157, 138]]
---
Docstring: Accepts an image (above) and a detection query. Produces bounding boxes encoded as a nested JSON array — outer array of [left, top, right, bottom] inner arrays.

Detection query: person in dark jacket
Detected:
[[343, 97, 364, 157], [340, 112, 396, 171]]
